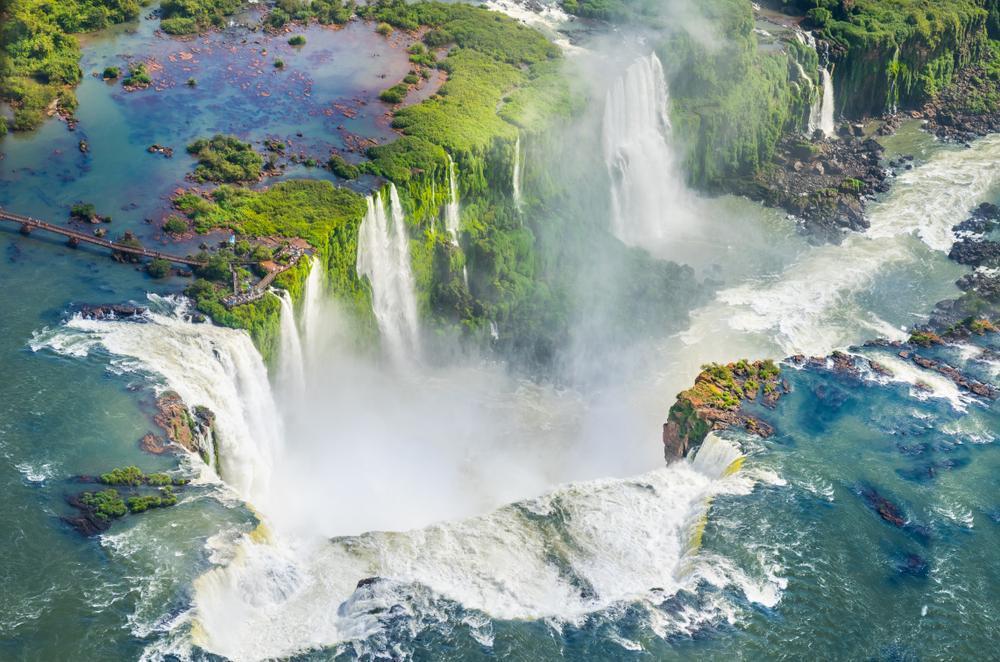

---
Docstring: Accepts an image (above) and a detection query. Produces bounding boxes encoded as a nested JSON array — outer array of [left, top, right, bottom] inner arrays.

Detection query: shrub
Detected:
[[80, 490, 127, 520], [328, 154, 360, 179], [274, 59, 285, 69], [103, 66, 121, 79], [379, 83, 409, 104], [187, 77, 198, 87], [70, 203, 98, 221], [376, 22, 393, 35], [100, 466, 144, 486], [403, 73, 420, 85], [186, 134, 264, 183], [164, 216, 188, 234], [288, 35, 307, 46], [123, 62, 152, 88], [147, 258, 172, 278]]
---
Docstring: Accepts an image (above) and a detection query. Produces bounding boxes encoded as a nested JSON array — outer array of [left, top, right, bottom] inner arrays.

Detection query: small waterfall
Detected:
[[300, 257, 324, 361], [690, 433, 744, 478], [276, 289, 306, 400], [445, 154, 461, 244], [602, 52, 689, 246], [357, 185, 421, 364], [512, 134, 524, 209], [819, 66, 836, 137]]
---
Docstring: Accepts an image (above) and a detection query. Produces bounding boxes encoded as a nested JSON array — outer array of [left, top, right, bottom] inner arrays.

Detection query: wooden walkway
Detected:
[[0, 208, 207, 266]]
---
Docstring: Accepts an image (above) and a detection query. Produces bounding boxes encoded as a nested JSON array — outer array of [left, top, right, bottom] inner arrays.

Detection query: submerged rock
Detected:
[[77, 304, 147, 320]]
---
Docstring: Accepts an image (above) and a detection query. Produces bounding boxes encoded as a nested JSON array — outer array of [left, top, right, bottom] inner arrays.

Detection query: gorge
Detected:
[[3, 0, 1000, 660]]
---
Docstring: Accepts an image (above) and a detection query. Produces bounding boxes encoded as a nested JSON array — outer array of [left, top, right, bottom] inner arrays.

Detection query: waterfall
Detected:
[[819, 66, 835, 137], [512, 134, 524, 209], [32, 299, 284, 506], [602, 52, 689, 246], [300, 257, 324, 361], [357, 185, 421, 364], [690, 433, 744, 478], [276, 289, 306, 400], [445, 154, 461, 244]]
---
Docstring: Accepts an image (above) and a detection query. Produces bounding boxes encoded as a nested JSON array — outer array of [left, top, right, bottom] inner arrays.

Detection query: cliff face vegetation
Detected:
[[786, 0, 994, 117]]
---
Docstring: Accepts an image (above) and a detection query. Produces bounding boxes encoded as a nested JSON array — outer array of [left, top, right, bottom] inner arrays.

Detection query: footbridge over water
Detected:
[[0, 208, 207, 266]]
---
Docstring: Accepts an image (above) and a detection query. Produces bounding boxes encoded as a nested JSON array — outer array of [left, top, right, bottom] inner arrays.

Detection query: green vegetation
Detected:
[[70, 202, 98, 221], [126, 488, 178, 513], [79, 489, 127, 520], [187, 77, 197, 87], [160, 0, 246, 35], [327, 154, 360, 179], [266, 0, 353, 27], [379, 82, 409, 104], [122, 61, 151, 88], [909, 329, 944, 347], [0, 0, 140, 131], [375, 21, 393, 36], [102, 65, 120, 79], [288, 34, 306, 46], [163, 215, 188, 234], [186, 134, 264, 183], [147, 257, 172, 278], [174, 180, 371, 355], [780, 0, 993, 116], [560, 0, 662, 23], [99, 465, 188, 487], [274, 59, 285, 69], [665, 0, 815, 187]]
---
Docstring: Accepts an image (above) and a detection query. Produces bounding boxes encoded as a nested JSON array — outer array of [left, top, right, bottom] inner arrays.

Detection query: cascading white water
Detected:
[[191, 435, 776, 662], [512, 134, 524, 209], [683, 134, 1000, 358], [445, 154, 461, 244], [300, 257, 324, 361], [357, 185, 421, 364], [276, 290, 306, 401], [690, 433, 744, 477], [602, 52, 690, 246], [819, 66, 836, 137], [30, 298, 283, 506]]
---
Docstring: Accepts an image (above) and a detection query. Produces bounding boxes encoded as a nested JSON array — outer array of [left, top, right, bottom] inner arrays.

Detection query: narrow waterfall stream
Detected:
[[356, 185, 421, 365], [445, 154, 461, 244]]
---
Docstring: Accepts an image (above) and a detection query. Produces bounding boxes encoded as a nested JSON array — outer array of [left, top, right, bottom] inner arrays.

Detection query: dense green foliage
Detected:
[[122, 61, 151, 88], [360, 0, 562, 156], [160, 0, 245, 35], [99, 465, 188, 486], [79, 489, 127, 520], [781, 0, 993, 115], [0, 0, 139, 131], [665, 0, 815, 187], [266, 0, 353, 27], [147, 257, 171, 278], [175, 180, 372, 356], [186, 134, 264, 183], [327, 154, 360, 179], [163, 215, 188, 234], [287, 34, 306, 46]]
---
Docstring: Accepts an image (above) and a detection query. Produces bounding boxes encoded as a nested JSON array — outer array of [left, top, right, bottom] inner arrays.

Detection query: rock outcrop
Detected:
[[734, 134, 889, 242], [663, 359, 786, 462]]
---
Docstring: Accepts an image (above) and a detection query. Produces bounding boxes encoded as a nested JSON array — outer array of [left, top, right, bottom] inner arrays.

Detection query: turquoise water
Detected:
[[3, 9, 1000, 662]]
